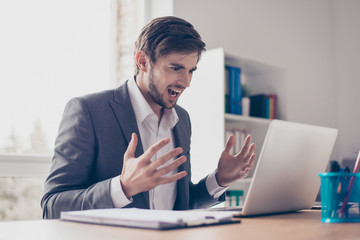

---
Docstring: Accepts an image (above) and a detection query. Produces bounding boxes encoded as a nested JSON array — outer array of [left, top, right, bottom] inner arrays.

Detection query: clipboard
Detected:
[[60, 208, 240, 230]]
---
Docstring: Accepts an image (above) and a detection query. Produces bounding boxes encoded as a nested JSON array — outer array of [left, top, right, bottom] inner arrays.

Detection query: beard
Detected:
[[148, 68, 177, 109]]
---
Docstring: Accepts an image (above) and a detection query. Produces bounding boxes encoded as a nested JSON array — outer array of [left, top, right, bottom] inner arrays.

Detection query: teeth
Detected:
[[171, 88, 180, 93], [168, 88, 181, 96]]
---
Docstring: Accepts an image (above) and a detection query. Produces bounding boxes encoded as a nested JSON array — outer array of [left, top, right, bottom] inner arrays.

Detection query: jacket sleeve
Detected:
[[41, 97, 114, 219], [189, 177, 225, 209]]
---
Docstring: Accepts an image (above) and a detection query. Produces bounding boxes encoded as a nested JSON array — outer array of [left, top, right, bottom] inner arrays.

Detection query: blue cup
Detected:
[[319, 172, 360, 223]]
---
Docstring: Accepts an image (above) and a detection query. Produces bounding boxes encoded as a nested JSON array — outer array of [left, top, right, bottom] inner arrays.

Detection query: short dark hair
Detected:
[[134, 16, 206, 76]]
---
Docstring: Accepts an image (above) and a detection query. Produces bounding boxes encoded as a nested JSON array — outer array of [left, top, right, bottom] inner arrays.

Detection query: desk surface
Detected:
[[0, 210, 359, 240]]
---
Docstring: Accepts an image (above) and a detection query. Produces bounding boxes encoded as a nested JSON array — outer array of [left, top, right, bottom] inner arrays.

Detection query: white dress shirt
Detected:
[[110, 78, 227, 209]]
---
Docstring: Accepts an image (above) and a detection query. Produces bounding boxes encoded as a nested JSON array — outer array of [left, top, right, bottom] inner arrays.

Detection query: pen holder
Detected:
[[319, 173, 360, 223]]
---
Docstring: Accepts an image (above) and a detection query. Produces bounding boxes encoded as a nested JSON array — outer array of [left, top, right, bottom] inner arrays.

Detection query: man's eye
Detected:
[[171, 67, 180, 71]]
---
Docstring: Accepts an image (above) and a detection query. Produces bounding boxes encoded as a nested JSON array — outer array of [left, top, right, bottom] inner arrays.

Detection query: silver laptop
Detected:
[[215, 120, 338, 216]]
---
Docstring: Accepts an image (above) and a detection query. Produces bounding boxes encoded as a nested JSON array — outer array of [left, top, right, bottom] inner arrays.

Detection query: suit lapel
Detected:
[[110, 81, 143, 156], [109, 81, 149, 208], [172, 107, 191, 210]]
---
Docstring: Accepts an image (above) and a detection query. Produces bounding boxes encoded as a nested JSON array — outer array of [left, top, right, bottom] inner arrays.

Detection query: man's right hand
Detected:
[[120, 133, 187, 198]]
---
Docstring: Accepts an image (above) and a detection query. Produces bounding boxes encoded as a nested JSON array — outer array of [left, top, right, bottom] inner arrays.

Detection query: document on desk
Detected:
[[60, 208, 239, 230]]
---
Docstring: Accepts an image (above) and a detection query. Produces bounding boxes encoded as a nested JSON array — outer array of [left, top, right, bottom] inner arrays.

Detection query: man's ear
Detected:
[[135, 50, 148, 72]]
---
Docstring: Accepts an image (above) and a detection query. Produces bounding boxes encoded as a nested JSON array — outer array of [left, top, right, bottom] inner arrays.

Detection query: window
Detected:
[[0, 0, 111, 155], [0, 0, 112, 220]]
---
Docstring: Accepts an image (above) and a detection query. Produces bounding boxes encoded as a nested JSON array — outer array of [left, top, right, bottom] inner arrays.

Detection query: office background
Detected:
[[0, 0, 359, 220], [144, 0, 360, 163]]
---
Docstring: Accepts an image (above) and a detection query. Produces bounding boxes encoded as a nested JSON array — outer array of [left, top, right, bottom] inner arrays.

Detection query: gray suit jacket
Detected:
[[41, 81, 224, 219]]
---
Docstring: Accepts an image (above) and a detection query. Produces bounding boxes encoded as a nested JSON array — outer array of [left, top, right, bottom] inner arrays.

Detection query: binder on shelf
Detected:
[[249, 94, 267, 118], [225, 67, 230, 113], [226, 66, 242, 115], [249, 93, 277, 119]]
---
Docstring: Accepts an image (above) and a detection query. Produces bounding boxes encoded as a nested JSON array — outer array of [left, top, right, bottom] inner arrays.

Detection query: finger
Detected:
[[155, 156, 187, 177], [245, 143, 256, 159], [150, 147, 183, 170], [242, 135, 252, 151], [239, 151, 256, 172], [248, 153, 256, 168], [124, 133, 138, 160], [236, 135, 252, 157], [243, 168, 251, 178], [140, 137, 171, 164], [158, 171, 187, 185], [224, 134, 235, 154]]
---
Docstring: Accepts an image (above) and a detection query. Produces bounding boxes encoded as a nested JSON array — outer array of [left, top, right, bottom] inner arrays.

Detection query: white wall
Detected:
[[171, 0, 360, 161], [146, 0, 360, 162], [332, 0, 360, 160], [174, 0, 336, 123]]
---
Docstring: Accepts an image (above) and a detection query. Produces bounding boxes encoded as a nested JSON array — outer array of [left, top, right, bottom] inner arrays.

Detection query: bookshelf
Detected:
[[178, 48, 282, 185]]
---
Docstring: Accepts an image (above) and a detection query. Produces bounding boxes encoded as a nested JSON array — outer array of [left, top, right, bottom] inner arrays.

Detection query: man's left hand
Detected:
[[215, 135, 256, 187]]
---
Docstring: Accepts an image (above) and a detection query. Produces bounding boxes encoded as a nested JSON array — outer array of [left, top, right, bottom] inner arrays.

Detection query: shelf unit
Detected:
[[178, 48, 281, 184]]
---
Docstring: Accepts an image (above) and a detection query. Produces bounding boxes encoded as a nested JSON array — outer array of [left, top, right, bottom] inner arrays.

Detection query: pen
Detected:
[[328, 161, 341, 218], [339, 150, 360, 217]]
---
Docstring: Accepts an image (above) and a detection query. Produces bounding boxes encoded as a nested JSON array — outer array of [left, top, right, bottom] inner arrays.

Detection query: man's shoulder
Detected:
[[79, 81, 128, 104], [175, 104, 190, 122], [174, 104, 188, 115], [80, 89, 114, 103]]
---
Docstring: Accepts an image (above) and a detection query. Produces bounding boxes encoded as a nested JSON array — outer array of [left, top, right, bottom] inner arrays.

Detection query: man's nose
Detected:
[[179, 72, 192, 88]]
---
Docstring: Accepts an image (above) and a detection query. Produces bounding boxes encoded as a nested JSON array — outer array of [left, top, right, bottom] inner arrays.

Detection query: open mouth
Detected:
[[168, 88, 182, 97]]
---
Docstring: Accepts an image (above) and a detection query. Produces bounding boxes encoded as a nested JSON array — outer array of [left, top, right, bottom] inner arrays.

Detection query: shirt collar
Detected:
[[127, 78, 179, 129]]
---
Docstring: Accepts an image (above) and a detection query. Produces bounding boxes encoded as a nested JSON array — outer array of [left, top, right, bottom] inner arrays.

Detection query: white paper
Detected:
[[60, 208, 234, 229]]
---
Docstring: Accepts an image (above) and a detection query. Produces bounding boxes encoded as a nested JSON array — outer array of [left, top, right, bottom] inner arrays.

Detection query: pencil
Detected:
[[339, 150, 360, 216]]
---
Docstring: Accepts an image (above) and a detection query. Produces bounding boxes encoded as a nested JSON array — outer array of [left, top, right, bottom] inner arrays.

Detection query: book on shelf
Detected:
[[249, 93, 277, 119], [265, 94, 276, 119], [225, 66, 242, 115]]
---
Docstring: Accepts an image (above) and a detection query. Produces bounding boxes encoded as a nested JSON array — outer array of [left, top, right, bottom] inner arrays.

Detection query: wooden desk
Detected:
[[0, 210, 359, 240]]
